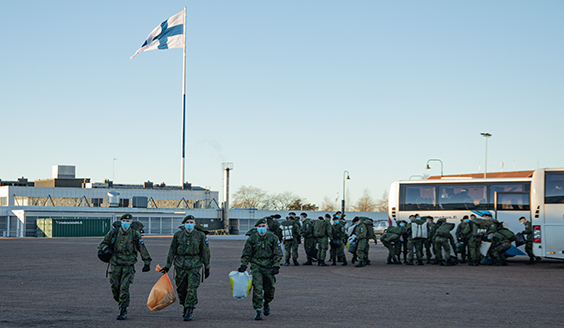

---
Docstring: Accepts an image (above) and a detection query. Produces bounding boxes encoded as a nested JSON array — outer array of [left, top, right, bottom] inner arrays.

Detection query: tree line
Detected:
[[230, 185, 388, 212]]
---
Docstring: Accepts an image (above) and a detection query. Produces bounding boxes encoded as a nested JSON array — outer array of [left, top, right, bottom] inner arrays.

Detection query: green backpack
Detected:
[[472, 218, 490, 237], [360, 217, 376, 240], [435, 222, 455, 238], [497, 227, 517, 242]]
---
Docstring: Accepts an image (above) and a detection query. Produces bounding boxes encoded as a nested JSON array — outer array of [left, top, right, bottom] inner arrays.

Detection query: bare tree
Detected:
[[375, 190, 389, 212], [231, 185, 267, 209], [354, 188, 377, 212], [320, 196, 338, 211], [264, 191, 301, 210]]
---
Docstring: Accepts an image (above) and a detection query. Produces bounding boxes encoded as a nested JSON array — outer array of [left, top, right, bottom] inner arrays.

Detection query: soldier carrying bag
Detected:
[[281, 224, 294, 241], [411, 219, 428, 239], [436, 222, 455, 238]]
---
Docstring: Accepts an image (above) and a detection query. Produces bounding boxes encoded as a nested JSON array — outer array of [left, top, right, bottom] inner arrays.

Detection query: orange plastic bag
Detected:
[[147, 265, 177, 311]]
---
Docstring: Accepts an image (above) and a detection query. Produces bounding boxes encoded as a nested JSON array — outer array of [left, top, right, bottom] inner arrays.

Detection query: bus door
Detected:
[[494, 191, 530, 255]]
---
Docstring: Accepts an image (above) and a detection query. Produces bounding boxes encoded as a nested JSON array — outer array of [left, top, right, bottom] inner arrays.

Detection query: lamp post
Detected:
[[481, 132, 492, 178], [112, 158, 117, 182], [342, 170, 350, 216], [425, 159, 443, 177]]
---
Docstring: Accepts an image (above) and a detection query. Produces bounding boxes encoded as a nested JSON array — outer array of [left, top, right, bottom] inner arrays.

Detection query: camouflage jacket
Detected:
[[521, 221, 533, 242], [301, 218, 314, 238], [98, 224, 151, 266], [456, 221, 472, 240], [166, 227, 210, 270], [352, 222, 368, 240], [241, 231, 282, 268], [332, 221, 348, 240]]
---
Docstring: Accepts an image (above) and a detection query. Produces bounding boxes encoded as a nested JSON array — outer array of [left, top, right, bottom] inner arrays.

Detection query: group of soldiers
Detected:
[[380, 213, 539, 267], [253, 212, 377, 269], [97, 211, 537, 322]]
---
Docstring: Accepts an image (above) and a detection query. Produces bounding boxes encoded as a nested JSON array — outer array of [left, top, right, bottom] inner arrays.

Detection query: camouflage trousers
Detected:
[[284, 239, 299, 263], [433, 236, 451, 261], [423, 239, 435, 260], [525, 241, 534, 259], [407, 239, 425, 261], [109, 264, 135, 308], [175, 266, 201, 308], [458, 238, 470, 261], [381, 239, 401, 258], [330, 239, 346, 263], [356, 238, 369, 262], [316, 237, 329, 261], [303, 237, 316, 261], [490, 241, 511, 261], [468, 236, 482, 262], [250, 265, 276, 310]]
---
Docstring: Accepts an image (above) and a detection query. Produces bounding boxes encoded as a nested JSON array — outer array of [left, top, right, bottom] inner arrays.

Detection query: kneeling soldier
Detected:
[[161, 215, 210, 321], [238, 218, 283, 320]]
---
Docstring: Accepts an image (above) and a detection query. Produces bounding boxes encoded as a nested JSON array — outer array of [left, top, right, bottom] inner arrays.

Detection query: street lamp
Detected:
[[112, 158, 118, 182], [481, 132, 492, 178], [342, 170, 350, 216], [425, 159, 443, 177]]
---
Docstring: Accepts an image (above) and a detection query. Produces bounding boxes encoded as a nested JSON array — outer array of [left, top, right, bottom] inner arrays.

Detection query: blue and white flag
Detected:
[[130, 9, 185, 59]]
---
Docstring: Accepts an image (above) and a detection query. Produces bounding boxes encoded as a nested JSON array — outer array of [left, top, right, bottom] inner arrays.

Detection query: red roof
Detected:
[[427, 170, 534, 180]]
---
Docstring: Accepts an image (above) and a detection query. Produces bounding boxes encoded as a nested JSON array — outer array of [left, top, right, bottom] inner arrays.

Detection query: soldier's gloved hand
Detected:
[[160, 266, 169, 274], [142, 264, 151, 272], [205, 268, 210, 279], [271, 267, 280, 275], [238, 265, 247, 272]]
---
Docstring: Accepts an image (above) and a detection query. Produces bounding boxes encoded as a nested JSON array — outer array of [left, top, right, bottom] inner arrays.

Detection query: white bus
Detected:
[[388, 176, 532, 256], [530, 169, 564, 260]]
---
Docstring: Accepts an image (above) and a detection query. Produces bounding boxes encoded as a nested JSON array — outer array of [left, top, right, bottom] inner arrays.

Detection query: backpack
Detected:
[[497, 227, 517, 242], [313, 220, 328, 238], [435, 222, 455, 238], [381, 232, 401, 243], [472, 218, 490, 237], [387, 226, 403, 235], [281, 222, 294, 241], [360, 217, 376, 240], [301, 219, 314, 238], [411, 219, 428, 239]]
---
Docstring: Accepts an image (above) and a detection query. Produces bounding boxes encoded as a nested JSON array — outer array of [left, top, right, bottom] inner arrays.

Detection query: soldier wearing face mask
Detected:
[[160, 215, 210, 321], [98, 213, 152, 320]]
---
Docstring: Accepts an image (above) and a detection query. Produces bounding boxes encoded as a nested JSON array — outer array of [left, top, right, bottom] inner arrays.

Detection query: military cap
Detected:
[[272, 214, 281, 219], [255, 218, 268, 226], [120, 213, 133, 220], [182, 215, 196, 223]]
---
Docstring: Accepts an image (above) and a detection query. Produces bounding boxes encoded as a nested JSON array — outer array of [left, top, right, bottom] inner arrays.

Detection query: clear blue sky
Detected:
[[1, 1, 563, 207]]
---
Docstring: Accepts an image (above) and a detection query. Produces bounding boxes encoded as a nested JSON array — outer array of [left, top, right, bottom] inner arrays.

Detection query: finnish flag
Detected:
[[130, 9, 185, 59]]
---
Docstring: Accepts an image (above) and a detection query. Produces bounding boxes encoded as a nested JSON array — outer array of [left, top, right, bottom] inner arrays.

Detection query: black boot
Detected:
[[303, 260, 313, 265], [283, 261, 289, 266], [319, 260, 328, 266], [293, 260, 300, 266], [116, 307, 127, 320], [354, 261, 365, 267], [331, 260, 337, 266], [254, 310, 263, 320], [182, 306, 188, 317], [183, 307, 193, 321], [404, 260, 414, 265], [341, 260, 348, 266], [264, 302, 270, 316], [439, 260, 445, 266], [387, 257, 393, 264], [417, 260, 424, 265]]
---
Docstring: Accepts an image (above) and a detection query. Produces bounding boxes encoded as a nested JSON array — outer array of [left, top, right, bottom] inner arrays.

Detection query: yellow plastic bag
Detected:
[[229, 271, 252, 299], [147, 265, 177, 311]]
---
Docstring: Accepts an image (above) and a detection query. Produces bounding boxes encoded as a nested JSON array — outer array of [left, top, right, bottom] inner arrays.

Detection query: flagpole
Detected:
[[181, 6, 187, 187]]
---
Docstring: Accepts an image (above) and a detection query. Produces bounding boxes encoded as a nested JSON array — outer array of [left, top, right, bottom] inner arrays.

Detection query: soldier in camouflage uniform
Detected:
[[160, 215, 210, 321], [238, 218, 283, 320], [486, 232, 511, 266], [352, 217, 369, 267], [519, 216, 540, 265], [423, 216, 437, 264], [281, 216, 301, 266], [455, 216, 472, 263], [98, 213, 151, 320], [300, 213, 316, 265], [312, 214, 332, 266], [267, 215, 283, 241], [406, 215, 427, 265], [433, 219, 457, 266], [330, 216, 348, 266]]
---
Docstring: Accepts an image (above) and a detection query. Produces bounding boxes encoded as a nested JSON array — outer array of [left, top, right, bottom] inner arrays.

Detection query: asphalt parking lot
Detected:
[[0, 236, 562, 328]]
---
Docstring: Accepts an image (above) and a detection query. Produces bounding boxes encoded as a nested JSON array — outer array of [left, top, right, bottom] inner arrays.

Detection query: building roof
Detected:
[[427, 170, 534, 180]]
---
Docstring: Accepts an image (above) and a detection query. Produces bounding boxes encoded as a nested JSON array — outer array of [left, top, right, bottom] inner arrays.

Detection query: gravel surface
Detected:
[[0, 236, 562, 328]]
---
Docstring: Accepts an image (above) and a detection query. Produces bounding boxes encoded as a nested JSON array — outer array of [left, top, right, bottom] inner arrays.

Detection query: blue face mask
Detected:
[[336, 215, 340, 219], [185, 223, 195, 230], [334, 220, 339, 224], [257, 227, 267, 234], [121, 222, 131, 229], [400, 223, 405, 227], [465, 219, 470, 223]]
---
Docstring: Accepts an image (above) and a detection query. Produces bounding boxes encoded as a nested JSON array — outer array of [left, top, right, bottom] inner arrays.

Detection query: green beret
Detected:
[[182, 215, 196, 223], [120, 213, 133, 220], [255, 218, 267, 227]]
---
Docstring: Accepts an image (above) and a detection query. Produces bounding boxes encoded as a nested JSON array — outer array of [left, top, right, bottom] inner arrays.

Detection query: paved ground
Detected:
[[0, 236, 563, 328]]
